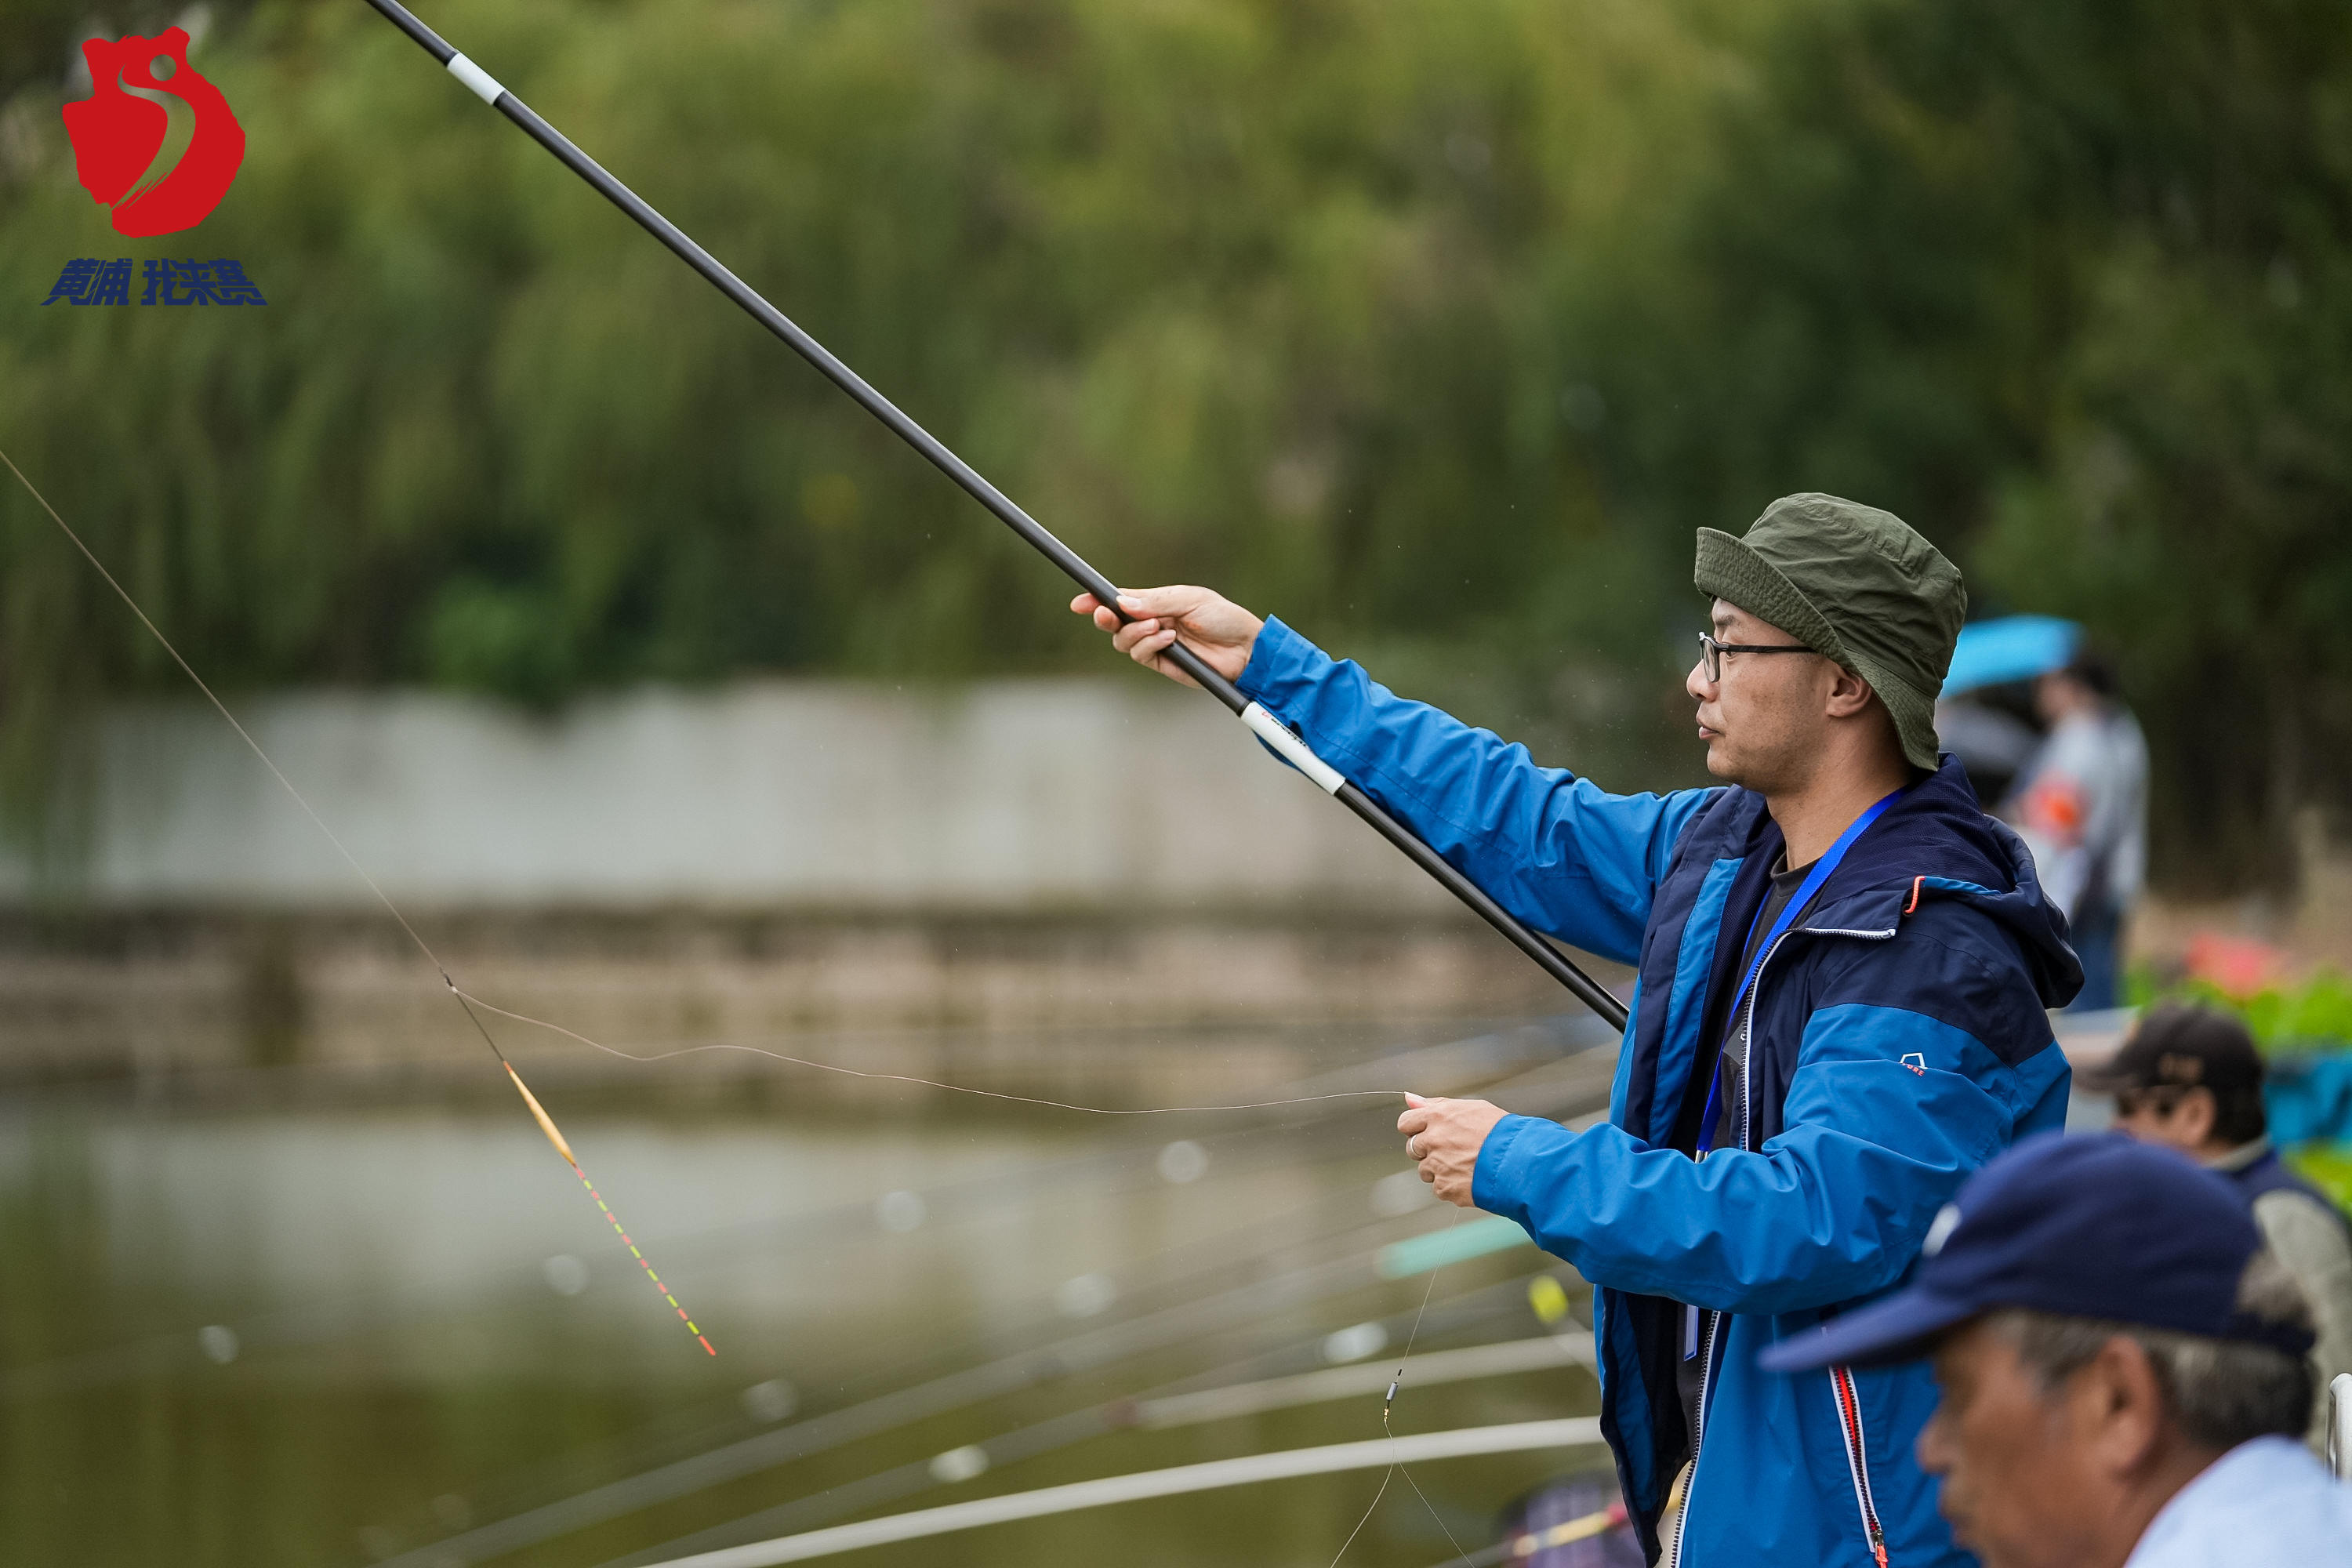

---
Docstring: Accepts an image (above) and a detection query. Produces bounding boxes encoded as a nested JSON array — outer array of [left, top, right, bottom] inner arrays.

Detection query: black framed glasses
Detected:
[[1696, 632, 1815, 684], [2113, 1084, 2191, 1118]]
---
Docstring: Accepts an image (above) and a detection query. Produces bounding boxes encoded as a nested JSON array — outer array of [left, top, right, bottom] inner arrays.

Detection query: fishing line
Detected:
[[4, 443, 1499, 1544], [0, 442, 714, 1355], [1323, 1207, 1468, 1568], [0, 448, 1447, 1294], [452, 989, 1410, 1116], [0, 440, 1437, 1124], [0, 446, 445, 978], [1396, 1464, 1472, 1566]]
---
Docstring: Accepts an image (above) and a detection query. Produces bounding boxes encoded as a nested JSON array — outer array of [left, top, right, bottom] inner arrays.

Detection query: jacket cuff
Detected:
[[1236, 615, 1334, 714], [1473, 1112, 1565, 1218]]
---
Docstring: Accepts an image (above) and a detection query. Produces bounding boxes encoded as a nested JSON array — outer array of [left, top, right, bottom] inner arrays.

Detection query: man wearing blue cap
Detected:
[[1083, 495, 2083, 1564], [1760, 1133, 2352, 1566]]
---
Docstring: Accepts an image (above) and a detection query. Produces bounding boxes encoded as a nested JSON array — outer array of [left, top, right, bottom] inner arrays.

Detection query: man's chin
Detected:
[[1939, 1495, 1986, 1563]]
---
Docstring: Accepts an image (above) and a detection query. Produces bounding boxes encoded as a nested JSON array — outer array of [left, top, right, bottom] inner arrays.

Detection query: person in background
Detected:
[[2094, 999, 2352, 1455], [1759, 1133, 2352, 1568], [2005, 648, 2147, 1009]]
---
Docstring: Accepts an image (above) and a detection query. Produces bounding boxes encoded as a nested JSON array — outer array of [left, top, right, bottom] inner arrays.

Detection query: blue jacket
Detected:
[[1237, 618, 2081, 1566]]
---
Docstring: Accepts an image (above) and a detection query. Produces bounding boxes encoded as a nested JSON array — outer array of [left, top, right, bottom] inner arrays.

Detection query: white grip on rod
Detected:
[[2329, 1372, 2352, 1480], [447, 53, 506, 105], [1240, 702, 1345, 795]]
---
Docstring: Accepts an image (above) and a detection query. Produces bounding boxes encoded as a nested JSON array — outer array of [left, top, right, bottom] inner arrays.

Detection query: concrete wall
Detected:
[[0, 681, 1624, 1084], [9, 679, 1457, 912]]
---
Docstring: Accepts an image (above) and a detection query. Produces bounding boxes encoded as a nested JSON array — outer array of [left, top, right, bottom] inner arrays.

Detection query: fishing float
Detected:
[[350, 0, 1630, 1035]]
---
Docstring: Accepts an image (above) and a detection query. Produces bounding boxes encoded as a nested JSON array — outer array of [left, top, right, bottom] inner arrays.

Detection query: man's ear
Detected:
[[2071, 1336, 2171, 1478], [1823, 665, 1879, 720], [2175, 1087, 2219, 1147]]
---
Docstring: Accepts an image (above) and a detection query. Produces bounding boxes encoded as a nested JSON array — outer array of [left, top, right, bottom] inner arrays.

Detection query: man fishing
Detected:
[[1077, 493, 2082, 1566]]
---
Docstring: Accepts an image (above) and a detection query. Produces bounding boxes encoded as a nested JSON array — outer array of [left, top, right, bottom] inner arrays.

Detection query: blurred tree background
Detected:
[[1, 0, 2348, 892]]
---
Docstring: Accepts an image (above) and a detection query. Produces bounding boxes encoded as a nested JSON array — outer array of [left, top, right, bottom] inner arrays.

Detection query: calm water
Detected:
[[0, 1056, 1603, 1567]]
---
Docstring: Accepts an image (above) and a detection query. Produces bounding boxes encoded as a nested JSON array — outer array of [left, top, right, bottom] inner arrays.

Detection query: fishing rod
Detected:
[[353, 0, 1629, 1035], [379, 1231, 1558, 1566], [608, 1300, 1581, 1567]]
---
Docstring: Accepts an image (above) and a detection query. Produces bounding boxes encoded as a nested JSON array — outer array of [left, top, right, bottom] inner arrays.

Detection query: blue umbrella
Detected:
[[1942, 615, 2081, 697]]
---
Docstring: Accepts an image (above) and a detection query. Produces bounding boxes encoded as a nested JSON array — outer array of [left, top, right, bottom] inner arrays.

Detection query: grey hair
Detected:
[[1984, 1249, 2314, 1453]]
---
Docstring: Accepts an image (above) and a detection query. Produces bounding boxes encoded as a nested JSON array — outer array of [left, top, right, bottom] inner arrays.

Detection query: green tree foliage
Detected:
[[1590, 0, 2352, 888], [5, 0, 2352, 887], [0, 0, 1782, 776]]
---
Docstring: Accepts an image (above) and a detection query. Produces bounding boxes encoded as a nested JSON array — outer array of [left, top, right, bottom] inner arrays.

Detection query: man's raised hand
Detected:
[[1069, 586, 1265, 688]]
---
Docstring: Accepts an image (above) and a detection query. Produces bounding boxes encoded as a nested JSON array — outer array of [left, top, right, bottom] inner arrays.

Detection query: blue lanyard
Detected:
[[1692, 786, 1906, 1160], [1682, 786, 1906, 1365]]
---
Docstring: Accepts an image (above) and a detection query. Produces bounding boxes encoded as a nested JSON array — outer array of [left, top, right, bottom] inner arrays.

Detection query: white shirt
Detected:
[[2123, 1435, 2352, 1566]]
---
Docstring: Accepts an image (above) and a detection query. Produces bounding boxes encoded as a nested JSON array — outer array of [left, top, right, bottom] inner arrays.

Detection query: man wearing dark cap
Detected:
[[1759, 1132, 2352, 1566], [1080, 493, 2082, 1564], [2092, 1000, 2352, 1452]]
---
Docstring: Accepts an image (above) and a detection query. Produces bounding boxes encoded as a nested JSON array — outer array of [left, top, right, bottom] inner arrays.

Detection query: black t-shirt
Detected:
[[1675, 854, 1817, 1456], [1705, 855, 1817, 1155]]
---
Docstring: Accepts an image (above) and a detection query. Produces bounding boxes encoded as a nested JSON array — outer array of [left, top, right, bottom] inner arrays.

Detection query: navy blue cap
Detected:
[[1759, 1132, 2314, 1373]]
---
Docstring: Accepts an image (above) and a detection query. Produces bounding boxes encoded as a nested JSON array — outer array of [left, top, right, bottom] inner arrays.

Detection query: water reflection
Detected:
[[0, 1040, 1605, 1567]]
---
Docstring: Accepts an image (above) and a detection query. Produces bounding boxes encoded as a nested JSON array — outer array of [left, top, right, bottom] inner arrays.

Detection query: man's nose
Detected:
[[1915, 1410, 1952, 1475]]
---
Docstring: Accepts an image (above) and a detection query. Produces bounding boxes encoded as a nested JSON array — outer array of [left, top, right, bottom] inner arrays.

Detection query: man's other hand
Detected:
[[1069, 586, 1264, 688], [1398, 1093, 1509, 1207]]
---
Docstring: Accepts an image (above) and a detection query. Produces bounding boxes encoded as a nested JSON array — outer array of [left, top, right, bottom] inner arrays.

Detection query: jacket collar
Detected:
[[1690, 756, 2082, 1007]]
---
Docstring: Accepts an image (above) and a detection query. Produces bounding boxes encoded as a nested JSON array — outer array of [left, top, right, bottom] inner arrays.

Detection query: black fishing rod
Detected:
[[354, 0, 1629, 1033]]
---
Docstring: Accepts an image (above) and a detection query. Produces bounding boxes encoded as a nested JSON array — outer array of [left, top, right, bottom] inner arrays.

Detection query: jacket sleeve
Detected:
[[1236, 616, 1715, 966], [1471, 937, 2074, 1313], [2250, 1190, 2352, 1451]]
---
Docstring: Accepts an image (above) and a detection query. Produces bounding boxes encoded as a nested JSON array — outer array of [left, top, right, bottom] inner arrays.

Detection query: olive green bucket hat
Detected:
[[1694, 493, 1965, 771]]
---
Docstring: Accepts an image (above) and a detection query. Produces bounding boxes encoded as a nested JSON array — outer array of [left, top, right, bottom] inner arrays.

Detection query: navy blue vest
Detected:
[[2228, 1146, 2350, 1234]]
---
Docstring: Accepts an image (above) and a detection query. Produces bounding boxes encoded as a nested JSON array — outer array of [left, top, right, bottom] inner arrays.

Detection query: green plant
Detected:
[[2285, 1142, 2352, 1211], [2133, 972, 2352, 1054]]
